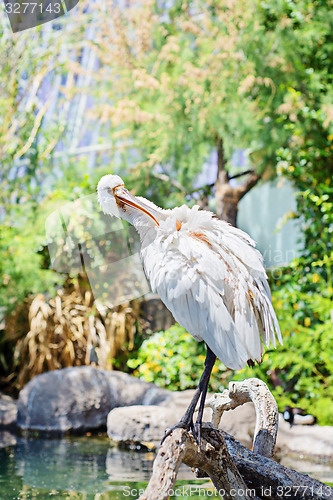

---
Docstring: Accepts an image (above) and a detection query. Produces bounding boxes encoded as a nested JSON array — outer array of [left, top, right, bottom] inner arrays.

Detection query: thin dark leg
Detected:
[[194, 371, 211, 445], [161, 344, 216, 444], [193, 346, 216, 444]]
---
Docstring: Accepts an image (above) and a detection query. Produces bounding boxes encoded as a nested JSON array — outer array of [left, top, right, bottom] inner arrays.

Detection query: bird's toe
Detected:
[[193, 422, 202, 447], [160, 419, 193, 445]]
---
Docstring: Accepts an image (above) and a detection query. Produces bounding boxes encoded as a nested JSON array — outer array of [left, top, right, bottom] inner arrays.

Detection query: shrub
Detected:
[[127, 324, 230, 392]]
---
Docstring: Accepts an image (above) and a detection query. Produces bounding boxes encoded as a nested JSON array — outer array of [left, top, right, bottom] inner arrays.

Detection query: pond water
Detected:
[[0, 433, 207, 499], [0, 433, 332, 499]]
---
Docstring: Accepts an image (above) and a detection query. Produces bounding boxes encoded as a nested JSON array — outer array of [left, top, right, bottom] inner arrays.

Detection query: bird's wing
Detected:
[[214, 221, 282, 350], [148, 249, 248, 369], [142, 219, 281, 371]]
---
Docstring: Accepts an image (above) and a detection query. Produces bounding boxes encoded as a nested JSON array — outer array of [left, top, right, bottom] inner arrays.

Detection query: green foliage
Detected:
[[232, 277, 333, 426], [277, 167, 333, 284], [258, 0, 333, 275], [0, 204, 61, 314], [127, 324, 229, 392], [0, 167, 96, 315], [247, 1, 333, 425], [97, 0, 270, 193], [0, 12, 97, 317]]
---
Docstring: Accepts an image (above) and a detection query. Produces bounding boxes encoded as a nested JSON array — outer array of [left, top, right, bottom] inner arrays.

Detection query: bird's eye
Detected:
[[107, 188, 113, 194]]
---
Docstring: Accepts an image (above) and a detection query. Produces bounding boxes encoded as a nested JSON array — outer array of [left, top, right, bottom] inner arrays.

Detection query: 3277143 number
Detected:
[[5, 2, 62, 14]]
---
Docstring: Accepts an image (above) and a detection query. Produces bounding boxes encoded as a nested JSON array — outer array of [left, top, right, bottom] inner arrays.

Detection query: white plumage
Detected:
[[97, 174, 282, 371]]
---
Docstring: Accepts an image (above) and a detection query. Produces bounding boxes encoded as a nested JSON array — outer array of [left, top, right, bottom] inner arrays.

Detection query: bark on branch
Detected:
[[139, 378, 333, 500], [139, 426, 259, 500], [205, 378, 278, 458]]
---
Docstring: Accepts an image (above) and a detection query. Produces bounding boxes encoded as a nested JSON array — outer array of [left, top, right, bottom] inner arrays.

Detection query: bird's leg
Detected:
[[193, 346, 216, 444], [161, 345, 216, 445], [194, 369, 211, 445]]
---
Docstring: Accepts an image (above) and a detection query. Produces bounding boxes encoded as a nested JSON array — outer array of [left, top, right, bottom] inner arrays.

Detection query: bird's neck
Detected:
[[129, 212, 159, 242], [124, 199, 166, 242]]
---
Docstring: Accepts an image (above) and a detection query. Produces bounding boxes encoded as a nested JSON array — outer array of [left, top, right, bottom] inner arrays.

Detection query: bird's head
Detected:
[[97, 174, 163, 228]]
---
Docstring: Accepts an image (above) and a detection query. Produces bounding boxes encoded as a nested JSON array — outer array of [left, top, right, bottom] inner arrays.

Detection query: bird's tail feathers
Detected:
[[203, 312, 250, 371], [234, 291, 265, 366]]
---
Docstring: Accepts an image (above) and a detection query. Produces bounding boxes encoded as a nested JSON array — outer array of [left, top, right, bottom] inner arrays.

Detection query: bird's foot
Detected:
[[193, 421, 202, 447], [161, 418, 194, 445], [161, 418, 204, 447]]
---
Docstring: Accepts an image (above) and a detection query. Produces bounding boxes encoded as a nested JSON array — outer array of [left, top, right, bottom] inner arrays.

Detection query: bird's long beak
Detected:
[[114, 186, 160, 226]]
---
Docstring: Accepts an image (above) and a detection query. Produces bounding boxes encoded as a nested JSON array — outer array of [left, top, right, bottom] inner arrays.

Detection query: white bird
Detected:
[[97, 174, 282, 441]]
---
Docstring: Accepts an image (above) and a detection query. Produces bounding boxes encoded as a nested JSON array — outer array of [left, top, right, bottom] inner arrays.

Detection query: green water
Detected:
[[0, 432, 332, 499], [0, 433, 208, 499]]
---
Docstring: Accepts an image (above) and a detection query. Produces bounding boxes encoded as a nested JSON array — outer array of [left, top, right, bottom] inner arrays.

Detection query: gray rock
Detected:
[[0, 393, 17, 430], [162, 390, 255, 447], [106, 392, 253, 449], [221, 403, 333, 459], [107, 405, 181, 447], [222, 404, 333, 458], [107, 391, 215, 448], [16, 366, 333, 459], [107, 394, 333, 460], [17, 366, 170, 433], [276, 414, 333, 459], [0, 431, 17, 448]]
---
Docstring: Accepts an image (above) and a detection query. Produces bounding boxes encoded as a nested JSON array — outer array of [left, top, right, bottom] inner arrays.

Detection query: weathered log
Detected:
[[139, 426, 260, 500], [140, 426, 333, 500], [225, 432, 333, 500], [206, 378, 278, 458], [138, 429, 187, 500], [139, 378, 333, 500]]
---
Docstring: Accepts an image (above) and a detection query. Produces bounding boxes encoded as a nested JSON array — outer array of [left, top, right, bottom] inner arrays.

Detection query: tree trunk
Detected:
[[214, 139, 260, 226]]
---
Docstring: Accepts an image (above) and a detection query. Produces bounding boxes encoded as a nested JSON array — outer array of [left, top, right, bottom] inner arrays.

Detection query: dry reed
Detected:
[[7, 278, 142, 390]]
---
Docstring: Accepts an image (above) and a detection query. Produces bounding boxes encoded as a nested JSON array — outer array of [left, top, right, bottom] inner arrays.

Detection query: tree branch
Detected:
[[205, 378, 278, 458], [139, 426, 331, 500], [139, 379, 333, 500], [235, 173, 260, 201], [228, 169, 256, 180], [139, 427, 260, 500], [139, 429, 187, 500], [225, 433, 332, 500]]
